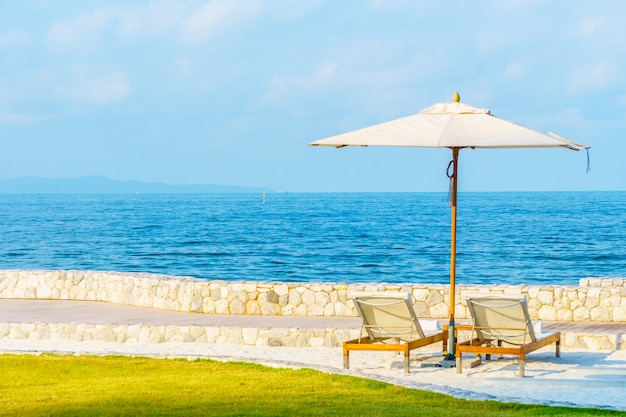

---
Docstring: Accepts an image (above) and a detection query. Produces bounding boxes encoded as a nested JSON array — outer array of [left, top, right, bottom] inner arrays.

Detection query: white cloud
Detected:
[[569, 14, 626, 52], [45, 2, 190, 50], [567, 62, 617, 93], [172, 57, 193, 79], [47, 10, 110, 50], [180, 0, 263, 44], [0, 29, 29, 49], [57, 72, 129, 104], [0, 113, 42, 123], [579, 17, 605, 38], [114, 1, 187, 38], [44, 1, 273, 49], [264, 61, 338, 101], [504, 57, 532, 80]]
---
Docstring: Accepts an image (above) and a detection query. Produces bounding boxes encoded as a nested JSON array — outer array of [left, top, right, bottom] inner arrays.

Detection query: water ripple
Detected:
[[0, 192, 624, 285]]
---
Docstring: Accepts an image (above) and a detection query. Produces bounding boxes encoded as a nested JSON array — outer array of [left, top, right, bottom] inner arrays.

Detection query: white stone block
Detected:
[[242, 327, 259, 345], [36, 285, 52, 298], [261, 302, 280, 315], [295, 334, 309, 347], [333, 302, 352, 317], [429, 302, 448, 318], [588, 287, 601, 298], [323, 303, 334, 316], [308, 304, 324, 316], [190, 326, 206, 342], [584, 297, 599, 309], [274, 284, 288, 296], [412, 288, 429, 301], [315, 291, 331, 305], [215, 299, 229, 314], [205, 327, 220, 342], [288, 289, 302, 306], [537, 290, 554, 305], [309, 337, 325, 347], [301, 289, 316, 306], [267, 328, 289, 338], [613, 307, 626, 322], [25, 274, 39, 289], [527, 287, 540, 298], [255, 336, 269, 346], [294, 304, 308, 316], [590, 307, 611, 321], [230, 298, 246, 314], [426, 290, 444, 305], [556, 309, 573, 321], [191, 296, 202, 312], [220, 286, 229, 299], [281, 304, 296, 316], [581, 336, 601, 351], [537, 306, 556, 321], [573, 307, 590, 321], [246, 300, 261, 315]]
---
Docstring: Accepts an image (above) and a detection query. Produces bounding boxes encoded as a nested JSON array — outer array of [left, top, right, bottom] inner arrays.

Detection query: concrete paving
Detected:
[[0, 299, 361, 329], [1, 298, 625, 336]]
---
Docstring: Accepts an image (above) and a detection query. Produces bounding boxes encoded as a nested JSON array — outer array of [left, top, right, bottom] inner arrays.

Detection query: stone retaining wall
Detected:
[[0, 322, 362, 349], [1, 270, 624, 322], [1, 318, 620, 351], [580, 278, 626, 288]]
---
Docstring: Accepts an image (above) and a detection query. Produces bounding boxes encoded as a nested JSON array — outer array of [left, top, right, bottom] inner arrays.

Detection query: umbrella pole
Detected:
[[443, 147, 460, 363]]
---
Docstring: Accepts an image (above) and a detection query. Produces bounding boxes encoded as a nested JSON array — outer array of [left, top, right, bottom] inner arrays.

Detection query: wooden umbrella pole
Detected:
[[445, 147, 460, 361]]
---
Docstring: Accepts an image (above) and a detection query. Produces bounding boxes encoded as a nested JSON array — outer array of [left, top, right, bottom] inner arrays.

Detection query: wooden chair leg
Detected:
[[403, 345, 410, 373], [343, 352, 349, 369]]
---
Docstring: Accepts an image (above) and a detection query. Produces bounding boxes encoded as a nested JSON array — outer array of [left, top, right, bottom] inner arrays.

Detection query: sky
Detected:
[[0, 0, 624, 193]]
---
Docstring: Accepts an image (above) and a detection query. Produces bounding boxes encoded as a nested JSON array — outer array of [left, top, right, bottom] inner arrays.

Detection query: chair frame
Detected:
[[343, 292, 444, 373], [455, 294, 560, 377]]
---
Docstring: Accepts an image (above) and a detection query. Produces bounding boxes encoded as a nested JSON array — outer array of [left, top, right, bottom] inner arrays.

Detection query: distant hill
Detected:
[[0, 176, 274, 194]]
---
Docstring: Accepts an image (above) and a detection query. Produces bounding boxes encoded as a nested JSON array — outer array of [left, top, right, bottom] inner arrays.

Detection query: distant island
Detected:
[[0, 176, 274, 194]]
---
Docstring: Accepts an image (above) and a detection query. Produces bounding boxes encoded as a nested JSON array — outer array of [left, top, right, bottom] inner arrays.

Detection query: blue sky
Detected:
[[0, 0, 624, 192]]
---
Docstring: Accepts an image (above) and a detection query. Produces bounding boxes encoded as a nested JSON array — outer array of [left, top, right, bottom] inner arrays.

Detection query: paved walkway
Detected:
[[0, 299, 361, 328], [1, 299, 625, 335]]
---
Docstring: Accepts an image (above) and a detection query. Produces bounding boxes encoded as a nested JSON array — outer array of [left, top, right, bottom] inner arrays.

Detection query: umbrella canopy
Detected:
[[311, 94, 586, 150], [309, 93, 588, 363]]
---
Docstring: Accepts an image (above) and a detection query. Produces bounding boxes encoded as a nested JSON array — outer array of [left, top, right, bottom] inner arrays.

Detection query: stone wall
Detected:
[[0, 322, 362, 349], [1, 270, 624, 322], [581, 278, 626, 288]]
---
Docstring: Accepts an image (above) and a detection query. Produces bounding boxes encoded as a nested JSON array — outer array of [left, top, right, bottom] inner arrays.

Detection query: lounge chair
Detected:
[[344, 292, 445, 373], [456, 294, 560, 377]]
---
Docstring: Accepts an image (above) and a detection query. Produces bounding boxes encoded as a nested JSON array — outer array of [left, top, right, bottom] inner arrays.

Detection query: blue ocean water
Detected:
[[0, 192, 624, 285]]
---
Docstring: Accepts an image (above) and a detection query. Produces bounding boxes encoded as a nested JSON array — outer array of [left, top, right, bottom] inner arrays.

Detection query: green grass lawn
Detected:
[[0, 354, 623, 416]]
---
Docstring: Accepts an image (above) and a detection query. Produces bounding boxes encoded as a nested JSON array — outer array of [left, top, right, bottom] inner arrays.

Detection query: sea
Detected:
[[0, 192, 624, 286]]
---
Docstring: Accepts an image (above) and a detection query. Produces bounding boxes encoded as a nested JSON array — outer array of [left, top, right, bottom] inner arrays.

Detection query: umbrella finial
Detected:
[[453, 92, 460, 103]]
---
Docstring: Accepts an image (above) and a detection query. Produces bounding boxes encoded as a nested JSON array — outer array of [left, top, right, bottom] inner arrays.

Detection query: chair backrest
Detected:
[[465, 294, 536, 345], [351, 292, 425, 341]]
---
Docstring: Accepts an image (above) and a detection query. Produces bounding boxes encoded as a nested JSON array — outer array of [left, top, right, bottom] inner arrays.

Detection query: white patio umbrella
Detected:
[[309, 93, 588, 363]]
